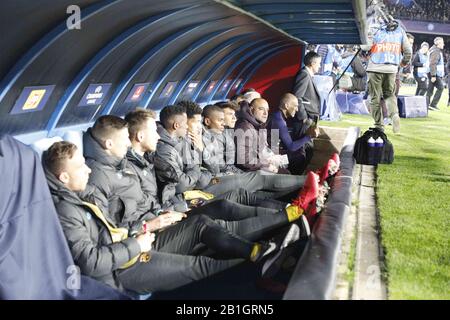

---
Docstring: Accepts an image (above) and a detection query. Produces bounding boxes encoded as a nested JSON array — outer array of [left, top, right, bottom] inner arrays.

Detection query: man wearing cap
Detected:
[[412, 42, 430, 96]]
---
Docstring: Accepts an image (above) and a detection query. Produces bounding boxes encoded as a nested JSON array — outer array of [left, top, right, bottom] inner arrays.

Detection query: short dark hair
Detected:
[[159, 105, 186, 129], [177, 100, 202, 119], [42, 141, 77, 177], [230, 94, 244, 102], [91, 115, 128, 142], [125, 108, 156, 140], [304, 51, 321, 67], [279, 93, 297, 109], [216, 101, 240, 112], [202, 104, 223, 120]]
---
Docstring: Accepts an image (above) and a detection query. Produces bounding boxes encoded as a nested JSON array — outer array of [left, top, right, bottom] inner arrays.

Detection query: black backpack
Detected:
[[353, 128, 394, 165]]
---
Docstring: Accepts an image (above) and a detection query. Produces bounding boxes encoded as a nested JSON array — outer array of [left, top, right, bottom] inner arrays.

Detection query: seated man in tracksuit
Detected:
[[79, 116, 325, 282], [154, 103, 308, 205], [124, 108, 314, 238], [202, 102, 243, 177], [43, 141, 290, 294], [85, 113, 323, 246], [267, 93, 319, 175]]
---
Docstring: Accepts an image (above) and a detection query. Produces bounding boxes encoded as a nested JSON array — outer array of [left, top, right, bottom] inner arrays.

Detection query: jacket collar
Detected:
[[240, 103, 265, 129], [157, 125, 181, 148], [126, 148, 151, 170], [43, 161, 96, 207], [83, 128, 126, 169]]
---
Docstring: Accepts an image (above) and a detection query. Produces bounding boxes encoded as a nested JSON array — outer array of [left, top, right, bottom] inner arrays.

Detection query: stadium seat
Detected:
[[30, 136, 63, 158]]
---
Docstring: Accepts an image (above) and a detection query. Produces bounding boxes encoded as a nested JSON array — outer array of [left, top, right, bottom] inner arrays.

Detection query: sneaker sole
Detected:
[[300, 215, 311, 238]]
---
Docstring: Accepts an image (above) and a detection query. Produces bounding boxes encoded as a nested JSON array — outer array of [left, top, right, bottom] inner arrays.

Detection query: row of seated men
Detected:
[[41, 93, 340, 296]]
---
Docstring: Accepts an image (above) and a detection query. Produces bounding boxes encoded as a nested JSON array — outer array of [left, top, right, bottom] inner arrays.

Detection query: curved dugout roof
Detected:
[[228, 0, 368, 44], [0, 0, 366, 137]]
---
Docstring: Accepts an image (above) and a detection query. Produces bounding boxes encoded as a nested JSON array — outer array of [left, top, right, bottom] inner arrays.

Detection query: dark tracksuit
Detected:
[[83, 128, 290, 248], [154, 126, 305, 203], [427, 45, 445, 109], [127, 148, 290, 241], [412, 51, 429, 96], [267, 110, 313, 175], [202, 127, 243, 177], [45, 168, 242, 294]]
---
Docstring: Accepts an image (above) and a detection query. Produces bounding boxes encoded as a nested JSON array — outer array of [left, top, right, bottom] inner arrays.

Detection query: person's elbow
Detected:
[[76, 252, 112, 278]]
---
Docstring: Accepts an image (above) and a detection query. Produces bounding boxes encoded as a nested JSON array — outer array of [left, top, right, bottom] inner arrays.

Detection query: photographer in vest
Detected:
[[412, 42, 430, 96], [366, 18, 412, 134], [426, 37, 445, 111]]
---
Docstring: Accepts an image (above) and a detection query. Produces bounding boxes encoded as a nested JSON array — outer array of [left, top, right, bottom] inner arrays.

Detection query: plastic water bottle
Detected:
[[367, 137, 376, 165], [375, 137, 384, 163]]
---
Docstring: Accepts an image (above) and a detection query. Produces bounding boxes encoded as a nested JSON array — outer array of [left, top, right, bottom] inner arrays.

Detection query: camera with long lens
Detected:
[[371, 0, 399, 31]]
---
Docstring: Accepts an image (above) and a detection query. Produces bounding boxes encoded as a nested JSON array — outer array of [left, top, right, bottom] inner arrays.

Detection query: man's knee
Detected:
[[235, 187, 251, 198], [214, 199, 235, 212], [190, 213, 215, 226]]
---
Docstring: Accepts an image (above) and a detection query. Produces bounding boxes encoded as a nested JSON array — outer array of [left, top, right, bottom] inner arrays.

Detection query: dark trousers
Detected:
[[287, 143, 314, 175], [414, 75, 428, 96], [427, 76, 444, 108], [289, 118, 315, 175], [214, 188, 287, 211], [118, 251, 241, 294], [204, 171, 305, 198], [200, 192, 289, 240], [118, 201, 290, 294]]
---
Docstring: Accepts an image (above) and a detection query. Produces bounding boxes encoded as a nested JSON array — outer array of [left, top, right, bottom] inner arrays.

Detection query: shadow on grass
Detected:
[[425, 173, 450, 184], [391, 155, 442, 172]]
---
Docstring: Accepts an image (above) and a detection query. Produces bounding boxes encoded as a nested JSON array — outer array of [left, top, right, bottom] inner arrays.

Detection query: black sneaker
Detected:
[[428, 105, 438, 111], [261, 224, 301, 277]]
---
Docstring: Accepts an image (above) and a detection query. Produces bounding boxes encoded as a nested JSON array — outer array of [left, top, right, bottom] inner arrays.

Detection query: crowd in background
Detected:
[[384, 0, 450, 23]]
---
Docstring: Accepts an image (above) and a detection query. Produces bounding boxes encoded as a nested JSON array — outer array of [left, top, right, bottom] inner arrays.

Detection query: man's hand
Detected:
[[263, 163, 278, 173], [306, 126, 320, 139], [136, 232, 155, 253], [431, 77, 436, 83], [146, 212, 187, 232], [188, 131, 204, 152]]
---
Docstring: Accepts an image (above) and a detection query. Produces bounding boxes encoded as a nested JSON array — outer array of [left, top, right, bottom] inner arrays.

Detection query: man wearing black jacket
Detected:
[[43, 141, 240, 294], [412, 42, 430, 96], [154, 104, 308, 202], [44, 141, 312, 293], [427, 37, 446, 110], [125, 108, 315, 237], [339, 46, 367, 92], [293, 51, 322, 120]]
